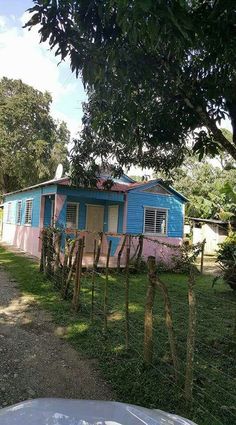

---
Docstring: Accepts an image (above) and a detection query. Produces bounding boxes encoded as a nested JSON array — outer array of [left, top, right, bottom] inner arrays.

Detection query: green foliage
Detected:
[[0, 77, 70, 193], [216, 233, 236, 290], [158, 155, 236, 219], [26, 1, 236, 181]]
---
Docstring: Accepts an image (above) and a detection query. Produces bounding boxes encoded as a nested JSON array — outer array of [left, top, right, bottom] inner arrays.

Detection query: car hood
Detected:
[[0, 398, 197, 425]]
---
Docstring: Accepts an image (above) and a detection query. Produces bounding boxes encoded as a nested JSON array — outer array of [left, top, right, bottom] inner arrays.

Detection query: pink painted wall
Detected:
[[112, 235, 182, 264], [54, 194, 66, 223], [2, 223, 41, 258]]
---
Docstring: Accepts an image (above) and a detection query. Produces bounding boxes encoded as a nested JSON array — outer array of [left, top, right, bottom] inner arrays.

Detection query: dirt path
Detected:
[[0, 266, 112, 408]]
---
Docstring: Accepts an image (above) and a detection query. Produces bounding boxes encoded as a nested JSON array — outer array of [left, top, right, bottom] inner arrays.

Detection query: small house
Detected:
[[189, 217, 228, 255], [1, 175, 187, 265]]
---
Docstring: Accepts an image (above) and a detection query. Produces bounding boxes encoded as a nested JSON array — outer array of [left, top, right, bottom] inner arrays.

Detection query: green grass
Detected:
[[0, 246, 235, 425]]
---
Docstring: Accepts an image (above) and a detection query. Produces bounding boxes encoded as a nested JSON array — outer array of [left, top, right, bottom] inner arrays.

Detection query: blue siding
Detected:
[[126, 190, 184, 238], [4, 188, 42, 227], [58, 186, 124, 202]]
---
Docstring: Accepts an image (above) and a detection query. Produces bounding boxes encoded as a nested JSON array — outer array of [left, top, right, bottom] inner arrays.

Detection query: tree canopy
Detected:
[[0, 77, 70, 194], [158, 155, 236, 220], [26, 0, 236, 179]]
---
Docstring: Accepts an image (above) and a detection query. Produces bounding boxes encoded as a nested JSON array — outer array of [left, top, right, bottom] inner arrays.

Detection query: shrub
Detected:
[[216, 232, 236, 290]]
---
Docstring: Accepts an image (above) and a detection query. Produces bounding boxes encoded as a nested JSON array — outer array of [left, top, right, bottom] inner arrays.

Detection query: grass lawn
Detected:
[[0, 246, 235, 425]]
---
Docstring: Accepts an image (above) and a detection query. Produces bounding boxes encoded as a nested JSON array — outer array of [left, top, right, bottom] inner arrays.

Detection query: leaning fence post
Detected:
[[184, 266, 197, 406], [94, 232, 103, 270], [117, 234, 127, 272], [72, 236, 85, 311], [144, 256, 157, 365], [104, 240, 112, 335], [91, 238, 97, 322], [200, 238, 206, 274], [39, 229, 46, 272], [125, 236, 131, 350], [135, 234, 144, 271]]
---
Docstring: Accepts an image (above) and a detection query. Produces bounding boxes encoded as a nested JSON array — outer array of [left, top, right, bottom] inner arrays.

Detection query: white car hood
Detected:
[[0, 399, 197, 425]]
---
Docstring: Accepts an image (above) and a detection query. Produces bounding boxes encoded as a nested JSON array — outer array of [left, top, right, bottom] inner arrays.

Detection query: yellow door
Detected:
[[86, 205, 104, 252]]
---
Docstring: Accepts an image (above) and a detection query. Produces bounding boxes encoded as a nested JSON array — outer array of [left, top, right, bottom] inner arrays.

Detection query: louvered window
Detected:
[[144, 207, 167, 235], [25, 199, 33, 225], [7, 202, 12, 223], [16, 201, 22, 224], [66, 203, 79, 229]]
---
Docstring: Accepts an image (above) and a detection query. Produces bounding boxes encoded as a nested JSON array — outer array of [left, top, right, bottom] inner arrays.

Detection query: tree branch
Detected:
[[184, 98, 236, 160]]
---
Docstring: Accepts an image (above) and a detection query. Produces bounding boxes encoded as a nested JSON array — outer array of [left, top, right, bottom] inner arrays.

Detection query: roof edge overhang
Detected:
[[127, 179, 189, 203]]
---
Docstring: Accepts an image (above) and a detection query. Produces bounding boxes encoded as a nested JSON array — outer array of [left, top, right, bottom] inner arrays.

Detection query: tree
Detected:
[[0, 77, 70, 193], [26, 1, 236, 179], [158, 156, 236, 219]]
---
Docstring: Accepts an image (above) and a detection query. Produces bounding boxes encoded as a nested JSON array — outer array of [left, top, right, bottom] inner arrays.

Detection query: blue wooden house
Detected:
[[1, 175, 187, 265]]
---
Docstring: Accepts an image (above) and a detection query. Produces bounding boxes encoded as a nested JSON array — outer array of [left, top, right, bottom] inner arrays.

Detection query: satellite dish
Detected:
[[54, 163, 63, 180]]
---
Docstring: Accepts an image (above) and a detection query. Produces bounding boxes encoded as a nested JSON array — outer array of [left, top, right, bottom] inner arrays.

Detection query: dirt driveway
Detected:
[[0, 266, 112, 408]]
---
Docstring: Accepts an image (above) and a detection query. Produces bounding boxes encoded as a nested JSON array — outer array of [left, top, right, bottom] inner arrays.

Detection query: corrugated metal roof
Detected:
[[188, 217, 227, 224], [3, 176, 188, 202]]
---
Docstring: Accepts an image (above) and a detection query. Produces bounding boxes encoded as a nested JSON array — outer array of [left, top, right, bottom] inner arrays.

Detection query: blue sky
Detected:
[[0, 0, 87, 138]]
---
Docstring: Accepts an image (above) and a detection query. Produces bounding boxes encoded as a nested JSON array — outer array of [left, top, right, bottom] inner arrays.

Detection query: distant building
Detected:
[[187, 217, 228, 255]]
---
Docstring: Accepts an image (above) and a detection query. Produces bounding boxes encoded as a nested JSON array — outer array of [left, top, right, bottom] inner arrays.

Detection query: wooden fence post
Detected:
[[104, 240, 112, 334], [156, 277, 179, 382], [72, 236, 85, 311], [39, 229, 46, 273], [200, 238, 206, 274], [144, 256, 157, 365], [63, 245, 77, 299], [125, 236, 131, 350], [46, 230, 54, 278], [54, 231, 62, 275], [91, 238, 97, 322], [61, 236, 70, 293], [94, 232, 103, 270], [117, 234, 127, 272], [184, 267, 197, 406], [135, 235, 144, 271], [68, 238, 76, 269]]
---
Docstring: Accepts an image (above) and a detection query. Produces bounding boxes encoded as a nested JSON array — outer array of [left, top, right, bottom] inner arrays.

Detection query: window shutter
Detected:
[[16, 201, 22, 224], [144, 208, 167, 235], [25, 200, 33, 225], [7, 202, 12, 223], [108, 205, 119, 233], [66, 203, 78, 229]]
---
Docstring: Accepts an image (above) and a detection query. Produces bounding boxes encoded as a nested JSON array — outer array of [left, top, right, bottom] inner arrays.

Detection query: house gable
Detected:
[[142, 183, 171, 196]]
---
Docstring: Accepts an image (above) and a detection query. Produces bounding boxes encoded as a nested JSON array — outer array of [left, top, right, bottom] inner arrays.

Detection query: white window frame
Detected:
[[6, 202, 12, 223], [66, 202, 79, 229], [108, 205, 119, 233], [16, 201, 22, 225], [25, 199, 33, 226], [143, 206, 168, 236]]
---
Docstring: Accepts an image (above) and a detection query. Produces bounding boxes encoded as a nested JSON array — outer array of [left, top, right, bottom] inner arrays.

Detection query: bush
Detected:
[[216, 233, 236, 290]]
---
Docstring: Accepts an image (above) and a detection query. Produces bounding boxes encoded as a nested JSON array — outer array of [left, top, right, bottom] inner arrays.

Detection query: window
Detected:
[[66, 203, 79, 229], [144, 207, 167, 235], [25, 199, 33, 225], [16, 201, 22, 224], [108, 205, 119, 233], [7, 202, 12, 223]]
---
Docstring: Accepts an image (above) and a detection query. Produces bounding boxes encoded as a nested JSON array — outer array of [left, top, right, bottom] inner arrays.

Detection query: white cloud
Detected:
[[0, 13, 83, 136]]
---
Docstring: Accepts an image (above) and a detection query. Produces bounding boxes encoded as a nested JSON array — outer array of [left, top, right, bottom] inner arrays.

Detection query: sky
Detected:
[[0, 0, 87, 139]]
